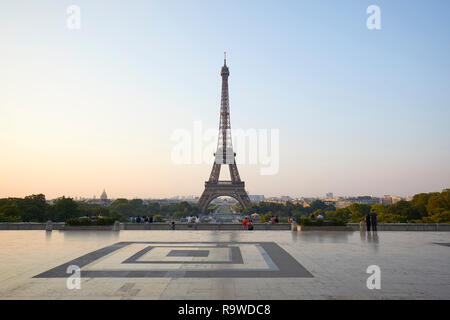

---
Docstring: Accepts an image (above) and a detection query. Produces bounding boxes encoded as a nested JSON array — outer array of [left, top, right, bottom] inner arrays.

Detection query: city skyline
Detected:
[[38, 188, 430, 202], [1, 1, 449, 200]]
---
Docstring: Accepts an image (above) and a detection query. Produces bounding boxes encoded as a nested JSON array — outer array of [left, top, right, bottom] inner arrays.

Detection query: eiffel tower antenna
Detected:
[[198, 56, 251, 214]]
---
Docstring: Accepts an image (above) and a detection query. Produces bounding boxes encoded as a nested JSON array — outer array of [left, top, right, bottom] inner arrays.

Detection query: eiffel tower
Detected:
[[198, 54, 252, 214]]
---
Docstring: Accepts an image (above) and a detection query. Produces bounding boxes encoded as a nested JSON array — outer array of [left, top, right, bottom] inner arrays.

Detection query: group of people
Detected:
[[362, 209, 378, 232], [242, 217, 254, 230], [130, 216, 154, 224], [186, 216, 200, 224]]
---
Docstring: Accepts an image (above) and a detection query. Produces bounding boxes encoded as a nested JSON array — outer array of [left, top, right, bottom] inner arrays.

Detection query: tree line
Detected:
[[0, 189, 448, 223], [0, 196, 199, 222], [242, 189, 450, 224]]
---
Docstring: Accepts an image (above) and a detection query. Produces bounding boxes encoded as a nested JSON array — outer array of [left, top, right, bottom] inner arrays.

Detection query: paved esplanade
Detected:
[[0, 231, 449, 299]]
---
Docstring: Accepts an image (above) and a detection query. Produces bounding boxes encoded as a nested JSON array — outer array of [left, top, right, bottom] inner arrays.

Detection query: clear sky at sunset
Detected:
[[1, 0, 449, 199]]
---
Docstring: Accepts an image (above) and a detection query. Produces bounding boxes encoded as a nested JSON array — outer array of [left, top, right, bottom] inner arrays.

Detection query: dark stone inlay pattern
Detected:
[[122, 245, 242, 264], [167, 250, 209, 257], [34, 241, 313, 278]]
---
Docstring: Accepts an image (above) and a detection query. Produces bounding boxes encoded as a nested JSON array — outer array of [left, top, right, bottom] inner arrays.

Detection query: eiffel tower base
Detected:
[[198, 181, 252, 214]]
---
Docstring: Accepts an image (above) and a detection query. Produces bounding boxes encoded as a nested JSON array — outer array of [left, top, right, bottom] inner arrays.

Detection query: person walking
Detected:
[[194, 216, 199, 230], [242, 217, 248, 230], [365, 213, 371, 232], [370, 209, 378, 232]]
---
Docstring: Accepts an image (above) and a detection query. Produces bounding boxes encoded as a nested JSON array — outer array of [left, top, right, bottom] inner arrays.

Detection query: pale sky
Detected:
[[1, 0, 449, 199]]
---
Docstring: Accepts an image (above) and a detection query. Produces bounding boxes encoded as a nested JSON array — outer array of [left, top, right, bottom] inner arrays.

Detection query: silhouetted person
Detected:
[[370, 209, 378, 232], [366, 213, 371, 231], [170, 220, 175, 230]]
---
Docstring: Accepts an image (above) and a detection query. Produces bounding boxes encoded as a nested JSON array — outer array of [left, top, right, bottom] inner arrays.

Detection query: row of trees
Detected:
[[241, 199, 336, 218], [0, 195, 199, 222], [241, 189, 450, 224], [0, 189, 448, 223]]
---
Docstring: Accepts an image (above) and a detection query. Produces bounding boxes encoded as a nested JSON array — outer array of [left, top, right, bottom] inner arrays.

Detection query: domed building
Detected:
[[100, 189, 108, 201], [88, 189, 110, 205]]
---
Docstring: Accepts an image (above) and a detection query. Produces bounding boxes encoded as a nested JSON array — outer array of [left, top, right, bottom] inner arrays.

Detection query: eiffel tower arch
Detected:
[[198, 54, 251, 214]]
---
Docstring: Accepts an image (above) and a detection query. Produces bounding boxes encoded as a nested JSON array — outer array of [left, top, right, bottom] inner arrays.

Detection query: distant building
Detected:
[[391, 196, 403, 204], [382, 195, 393, 206], [249, 195, 265, 203], [100, 189, 108, 201], [326, 192, 333, 199], [87, 189, 111, 205], [335, 196, 381, 209]]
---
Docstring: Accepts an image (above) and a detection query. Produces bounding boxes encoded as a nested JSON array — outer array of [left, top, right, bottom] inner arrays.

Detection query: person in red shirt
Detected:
[[242, 217, 247, 230]]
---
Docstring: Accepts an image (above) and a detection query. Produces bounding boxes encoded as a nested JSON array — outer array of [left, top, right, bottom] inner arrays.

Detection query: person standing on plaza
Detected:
[[365, 213, 371, 232], [360, 219, 366, 233], [370, 209, 378, 232], [242, 217, 247, 230]]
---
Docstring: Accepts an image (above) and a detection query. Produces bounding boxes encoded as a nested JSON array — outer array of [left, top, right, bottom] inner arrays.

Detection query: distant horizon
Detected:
[[2, 187, 448, 201]]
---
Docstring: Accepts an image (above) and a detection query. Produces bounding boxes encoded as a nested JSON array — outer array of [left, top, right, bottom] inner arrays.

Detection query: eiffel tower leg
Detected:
[[234, 191, 252, 210], [198, 189, 214, 214]]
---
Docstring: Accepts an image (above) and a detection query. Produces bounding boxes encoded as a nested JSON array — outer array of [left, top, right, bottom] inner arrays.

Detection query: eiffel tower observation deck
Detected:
[[198, 54, 252, 214]]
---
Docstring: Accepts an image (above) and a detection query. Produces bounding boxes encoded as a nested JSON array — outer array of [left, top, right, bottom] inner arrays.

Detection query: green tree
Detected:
[[389, 200, 421, 220], [260, 213, 272, 223], [348, 203, 371, 222], [21, 194, 47, 222], [52, 197, 80, 222], [0, 203, 21, 218], [426, 190, 450, 215]]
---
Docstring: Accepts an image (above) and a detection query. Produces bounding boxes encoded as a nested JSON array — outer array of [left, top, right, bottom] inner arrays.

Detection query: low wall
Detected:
[[0, 222, 291, 231], [297, 225, 354, 231], [1, 222, 449, 231], [121, 223, 291, 231], [0, 222, 65, 230], [60, 225, 114, 231], [347, 223, 450, 231]]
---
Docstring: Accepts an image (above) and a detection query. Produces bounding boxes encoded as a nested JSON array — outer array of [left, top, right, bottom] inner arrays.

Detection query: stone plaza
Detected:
[[0, 230, 449, 299]]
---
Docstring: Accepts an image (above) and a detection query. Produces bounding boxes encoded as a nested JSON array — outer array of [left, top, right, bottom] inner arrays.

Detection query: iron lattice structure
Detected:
[[198, 56, 252, 213]]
